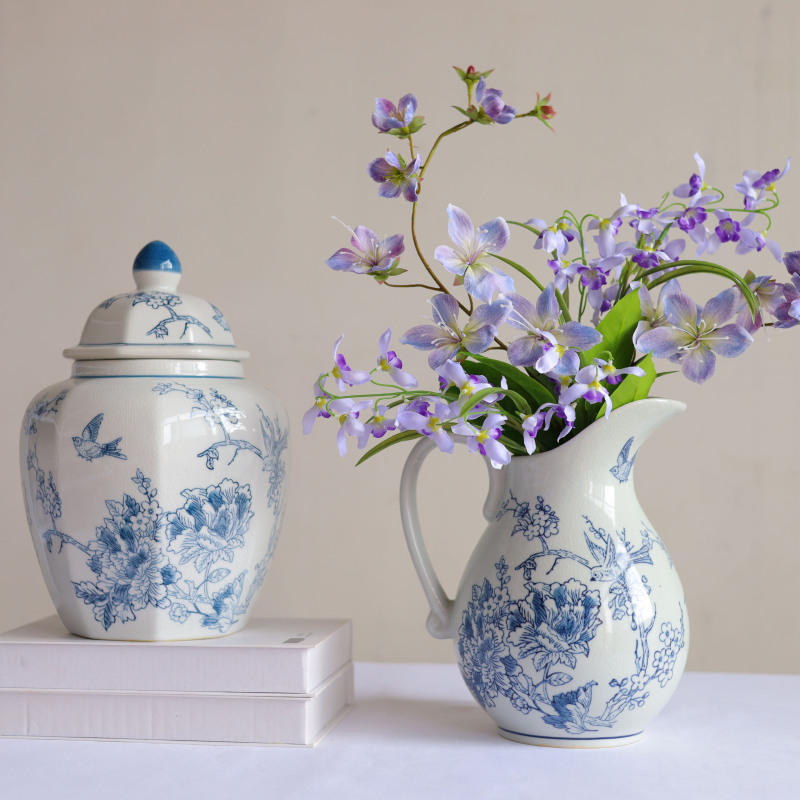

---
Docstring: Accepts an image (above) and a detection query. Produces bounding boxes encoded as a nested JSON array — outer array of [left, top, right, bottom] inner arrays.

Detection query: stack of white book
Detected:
[[0, 616, 353, 746]]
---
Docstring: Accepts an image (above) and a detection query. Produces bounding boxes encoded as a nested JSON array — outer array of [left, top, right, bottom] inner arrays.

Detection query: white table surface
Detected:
[[1, 662, 798, 799]]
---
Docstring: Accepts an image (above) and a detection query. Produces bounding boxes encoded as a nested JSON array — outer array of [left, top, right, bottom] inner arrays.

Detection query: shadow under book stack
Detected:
[[0, 616, 353, 746]]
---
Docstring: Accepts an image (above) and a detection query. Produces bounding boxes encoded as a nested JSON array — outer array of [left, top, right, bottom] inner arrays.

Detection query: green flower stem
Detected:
[[419, 121, 473, 178], [641, 260, 759, 319], [489, 253, 546, 291], [461, 385, 532, 417], [507, 219, 542, 236]]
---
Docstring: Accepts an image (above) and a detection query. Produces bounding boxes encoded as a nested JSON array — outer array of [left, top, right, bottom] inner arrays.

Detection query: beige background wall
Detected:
[[1, 0, 798, 673]]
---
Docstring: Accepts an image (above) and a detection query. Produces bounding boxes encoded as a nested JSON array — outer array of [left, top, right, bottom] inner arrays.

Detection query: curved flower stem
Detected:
[[641, 260, 759, 319], [408, 120, 476, 316], [489, 253, 546, 291], [419, 121, 473, 177], [409, 200, 450, 294], [382, 280, 441, 290], [507, 219, 542, 237]]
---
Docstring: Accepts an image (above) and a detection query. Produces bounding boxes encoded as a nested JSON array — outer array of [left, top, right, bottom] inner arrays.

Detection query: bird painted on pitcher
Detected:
[[72, 413, 127, 462], [610, 436, 638, 482], [587, 531, 652, 584]]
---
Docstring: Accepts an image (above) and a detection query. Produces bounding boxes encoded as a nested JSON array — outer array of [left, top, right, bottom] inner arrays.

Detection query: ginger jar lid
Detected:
[[63, 241, 249, 362]]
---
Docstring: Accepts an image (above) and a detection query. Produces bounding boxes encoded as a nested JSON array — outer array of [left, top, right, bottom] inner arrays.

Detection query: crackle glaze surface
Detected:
[[21, 378, 289, 640], [400, 399, 688, 746], [20, 242, 289, 641]]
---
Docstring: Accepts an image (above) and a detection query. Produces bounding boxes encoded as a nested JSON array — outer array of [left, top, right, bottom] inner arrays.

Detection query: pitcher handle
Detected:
[[399, 436, 506, 640]]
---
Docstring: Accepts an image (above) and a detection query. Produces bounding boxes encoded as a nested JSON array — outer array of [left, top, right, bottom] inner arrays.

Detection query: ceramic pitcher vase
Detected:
[[399, 398, 688, 747]]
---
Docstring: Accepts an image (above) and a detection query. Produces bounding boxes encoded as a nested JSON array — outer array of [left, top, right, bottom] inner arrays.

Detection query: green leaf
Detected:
[[582, 290, 643, 368], [355, 430, 422, 466], [463, 354, 557, 410], [461, 385, 531, 417], [594, 353, 656, 421]]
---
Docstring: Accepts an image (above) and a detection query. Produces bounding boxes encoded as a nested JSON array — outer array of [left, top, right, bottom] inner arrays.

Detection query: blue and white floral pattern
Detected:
[[456, 491, 687, 735], [23, 384, 288, 634], [99, 291, 213, 340], [25, 389, 68, 435], [152, 383, 289, 501], [211, 304, 231, 332], [26, 462, 268, 633]]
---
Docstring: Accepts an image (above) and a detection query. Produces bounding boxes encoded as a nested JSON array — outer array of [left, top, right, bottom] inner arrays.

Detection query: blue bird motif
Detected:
[[586, 531, 653, 584], [72, 414, 127, 462], [610, 436, 637, 482]]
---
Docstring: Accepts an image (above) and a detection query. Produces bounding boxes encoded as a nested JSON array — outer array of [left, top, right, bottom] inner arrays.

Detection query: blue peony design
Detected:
[[165, 479, 253, 572], [73, 479, 168, 629], [457, 565, 524, 710], [542, 681, 598, 733], [507, 579, 602, 671]]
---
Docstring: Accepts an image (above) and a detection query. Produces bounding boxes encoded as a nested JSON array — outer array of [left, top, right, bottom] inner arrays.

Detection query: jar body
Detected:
[[20, 368, 289, 640]]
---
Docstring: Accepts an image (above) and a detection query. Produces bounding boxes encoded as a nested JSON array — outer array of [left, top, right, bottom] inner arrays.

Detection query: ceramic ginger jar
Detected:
[[20, 241, 289, 641]]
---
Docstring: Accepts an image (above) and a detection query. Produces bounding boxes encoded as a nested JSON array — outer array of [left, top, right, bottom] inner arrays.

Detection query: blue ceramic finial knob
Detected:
[[132, 241, 182, 291], [133, 240, 182, 273]]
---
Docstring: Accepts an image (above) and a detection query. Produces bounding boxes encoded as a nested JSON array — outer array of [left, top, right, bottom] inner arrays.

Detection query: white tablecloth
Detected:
[[1, 663, 798, 799]]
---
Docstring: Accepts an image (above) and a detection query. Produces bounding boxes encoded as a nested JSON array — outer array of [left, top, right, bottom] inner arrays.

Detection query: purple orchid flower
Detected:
[[434, 204, 514, 302], [376, 328, 418, 388], [301, 376, 332, 435], [734, 223, 783, 261], [547, 258, 579, 293], [359, 404, 397, 445], [635, 288, 754, 383], [676, 205, 709, 247], [714, 214, 741, 244], [521, 412, 546, 454], [529, 401, 578, 443], [529, 218, 575, 258], [330, 334, 371, 391], [734, 271, 783, 333], [784, 251, 800, 276], [674, 153, 709, 199], [595, 358, 645, 386], [576, 235, 626, 311], [773, 273, 800, 328], [587, 197, 637, 253], [475, 77, 516, 124], [396, 398, 459, 454], [328, 398, 371, 456], [368, 151, 421, 202], [401, 293, 508, 368], [372, 94, 417, 132], [697, 211, 743, 256], [620, 237, 685, 273], [627, 205, 669, 237], [326, 224, 405, 275], [452, 414, 511, 468], [436, 360, 501, 405], [735, 158, 790, 209], [558, 363, 614, 418], [632, 280, 681, 349], [504, 285, 602, 373]]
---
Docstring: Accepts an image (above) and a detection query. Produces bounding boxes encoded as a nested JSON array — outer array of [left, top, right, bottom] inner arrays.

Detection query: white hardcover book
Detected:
[[0, 616, 352, 694], [0, 663, 354, 746]]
